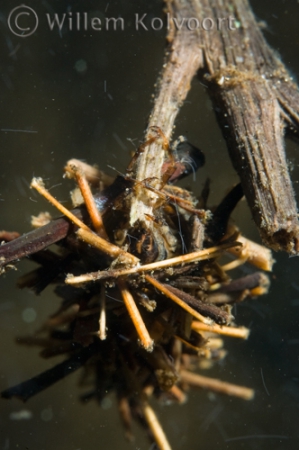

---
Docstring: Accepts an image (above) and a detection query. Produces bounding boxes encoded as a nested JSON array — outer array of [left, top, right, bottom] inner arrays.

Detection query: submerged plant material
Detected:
[[0, 128, 272, 449]]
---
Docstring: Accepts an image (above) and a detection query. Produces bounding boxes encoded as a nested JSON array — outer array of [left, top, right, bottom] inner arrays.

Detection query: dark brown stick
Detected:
[[198, 0, 299, 253], [149, 0, 299, 254], [0, 176, 133, 269], [162, 283, 231, 324], [1, 345, 97, 402]]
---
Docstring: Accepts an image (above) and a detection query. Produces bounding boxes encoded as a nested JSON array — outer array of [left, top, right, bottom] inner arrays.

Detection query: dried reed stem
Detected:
[[118, 279, 154, 352], [76, 228, 138, 264], [180, 370, 254, 400], [65, 162, 108, 238], [192, 322, 250, 339], [142, 402, 172, 450], [145, 275, 212, 324], [31, 177, 90, 231], [66, 241, 241, 285]]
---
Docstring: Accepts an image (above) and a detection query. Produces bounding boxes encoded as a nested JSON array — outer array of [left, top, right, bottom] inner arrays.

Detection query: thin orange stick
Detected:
[[141, 402, 172, 450], [180, 370, 254, 400], [31, 178, 90, 231], [66, 241, 241, 285], [174, 335, 203, 352], [77, 228, 139, 265], [220, 257, 247, 271], [145, 275, 212, 325], [191, 321, 250, 339], [65, 162, 108, 238], [118, 279, 154, 352], [31, 177, 137, 264]]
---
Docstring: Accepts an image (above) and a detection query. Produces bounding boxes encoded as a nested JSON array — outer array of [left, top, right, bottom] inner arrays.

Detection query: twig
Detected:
[[65, 161, 108, 238], [31, 177, 138, 264], [129, 1, 203, 228], [162, 283, 231, 324], [145, 275, 212, 324], [136, 0, 299, 254], [0, 176, 134, 269], [118, 279, 154, 352], [192, 321, 250, 339], [180, 369, 254, 400], [141, 401, 172, 450], [1, 345, 97, 402], [65, 240, 241, 285]]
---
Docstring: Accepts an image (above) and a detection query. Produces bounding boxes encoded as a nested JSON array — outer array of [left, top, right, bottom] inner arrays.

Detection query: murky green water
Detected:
[[0, 1, 299, 449]]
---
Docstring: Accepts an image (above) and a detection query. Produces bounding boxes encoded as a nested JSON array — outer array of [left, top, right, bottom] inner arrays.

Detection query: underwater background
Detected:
[[0, 1, 299, 449]]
